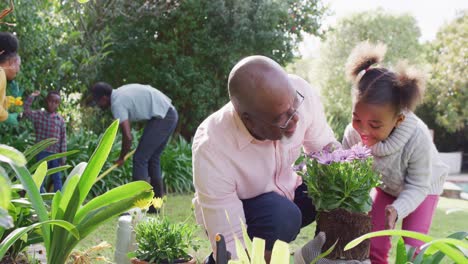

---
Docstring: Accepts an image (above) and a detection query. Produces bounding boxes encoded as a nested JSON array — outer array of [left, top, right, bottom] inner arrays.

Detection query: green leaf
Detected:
[[396, 237, 407, 263], [251, 238, 266, 264], [77, 120, 119, 206], [0, 170, 11, 210], [240, 218, 252, 260], [311, 239, 338, 264], [270, 240, 290, 264], [74, 181, 152, 224], [24, 138, 57, 162], [344, 230, 467, 263], [77, 0, 90, 3], [0, 145, 26, 166], [0, 219, 78, 259], [10, 165, 49, 248], [46, 165, 72, 176], [32, 161, 47, 189], [29, 150, 79, 172]]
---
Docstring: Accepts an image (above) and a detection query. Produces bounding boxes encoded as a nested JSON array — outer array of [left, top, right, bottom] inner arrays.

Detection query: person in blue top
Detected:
[[90, 82, 178, 211]]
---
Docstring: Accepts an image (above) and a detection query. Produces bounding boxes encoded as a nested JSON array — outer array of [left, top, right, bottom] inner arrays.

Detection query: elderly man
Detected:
[[192, 55, 338, 263]]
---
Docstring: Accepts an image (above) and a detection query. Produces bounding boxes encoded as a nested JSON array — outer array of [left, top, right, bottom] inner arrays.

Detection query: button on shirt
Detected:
[[110, 84, 173, 123], [192, 74, 337, 256]]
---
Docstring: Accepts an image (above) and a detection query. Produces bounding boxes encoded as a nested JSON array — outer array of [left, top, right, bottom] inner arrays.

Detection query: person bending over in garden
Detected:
[[342, 42, 448, 264], [0, 32, 21, 124], [192, 55, 339, 263], [24, 90, 67, 192], [90, 82, 178, 211]]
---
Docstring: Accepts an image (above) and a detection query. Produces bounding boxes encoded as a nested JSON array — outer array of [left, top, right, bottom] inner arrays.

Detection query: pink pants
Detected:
[[369, 188, 439, 264]]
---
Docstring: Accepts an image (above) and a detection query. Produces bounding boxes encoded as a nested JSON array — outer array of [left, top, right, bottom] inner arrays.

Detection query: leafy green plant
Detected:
[[0, 120, 154, 263], [226, 218, 335, 264], [161, 136, 194, 194], [345, 230, 468, 263], [131, 198, 200, 263], [299, 145, 381, 213]]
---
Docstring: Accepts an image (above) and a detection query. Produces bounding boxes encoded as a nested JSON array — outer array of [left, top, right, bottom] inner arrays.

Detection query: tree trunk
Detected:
[[317, 208, 372, 260]]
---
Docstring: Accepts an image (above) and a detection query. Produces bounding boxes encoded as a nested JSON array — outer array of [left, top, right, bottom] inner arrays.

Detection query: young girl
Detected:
[[342, 42, 448, 264]]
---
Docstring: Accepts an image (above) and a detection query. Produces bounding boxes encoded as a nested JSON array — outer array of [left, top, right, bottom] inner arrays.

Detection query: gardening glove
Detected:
[[4, 112, 18, 125], [294, 232, 370, 264]]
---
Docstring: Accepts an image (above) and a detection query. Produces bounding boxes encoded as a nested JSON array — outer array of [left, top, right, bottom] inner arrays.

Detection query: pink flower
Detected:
[[350, 143, 372, 160]]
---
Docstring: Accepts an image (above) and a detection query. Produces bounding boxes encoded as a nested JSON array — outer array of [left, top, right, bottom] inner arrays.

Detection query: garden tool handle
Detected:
[[94, 149, 136, 183], [215, 233, 229, 264]]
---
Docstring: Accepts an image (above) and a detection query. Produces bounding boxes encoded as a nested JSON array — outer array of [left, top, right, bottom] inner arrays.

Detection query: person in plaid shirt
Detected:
[[24, 90, 66, 192]]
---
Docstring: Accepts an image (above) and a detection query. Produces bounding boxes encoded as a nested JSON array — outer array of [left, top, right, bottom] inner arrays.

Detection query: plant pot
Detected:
[[130, 255, 196, 264], [317, 208, 371, 260]]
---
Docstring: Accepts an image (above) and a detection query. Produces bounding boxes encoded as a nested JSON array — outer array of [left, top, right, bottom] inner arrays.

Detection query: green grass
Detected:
[[75, 195, 468, 263]]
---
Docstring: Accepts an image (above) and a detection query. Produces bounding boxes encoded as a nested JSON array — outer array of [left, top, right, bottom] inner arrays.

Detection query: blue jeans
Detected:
[[36, 151, 62, 193], [205, 183, 316, 263], [133, 107, 178, 197]]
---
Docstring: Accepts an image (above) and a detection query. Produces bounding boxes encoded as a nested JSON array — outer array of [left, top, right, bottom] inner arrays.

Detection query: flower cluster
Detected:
[[7, 96, 23, 113], [297, 143, 380, 213], [308, 143, 372, 165]]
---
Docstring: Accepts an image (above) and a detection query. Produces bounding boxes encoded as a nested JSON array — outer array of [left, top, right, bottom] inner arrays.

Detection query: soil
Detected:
[[317, 208, 372, 260], [0, 254, 29, 264], [131, 255, 196, 264]]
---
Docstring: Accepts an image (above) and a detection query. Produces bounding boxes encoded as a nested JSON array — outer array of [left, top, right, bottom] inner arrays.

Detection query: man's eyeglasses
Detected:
[[253, 90, 305, 129]]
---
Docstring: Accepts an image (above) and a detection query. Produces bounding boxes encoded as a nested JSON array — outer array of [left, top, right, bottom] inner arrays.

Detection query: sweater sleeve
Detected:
[[193, 139, 244, 259], [392, 131, 432, 219], [0, 69, 8, 122]]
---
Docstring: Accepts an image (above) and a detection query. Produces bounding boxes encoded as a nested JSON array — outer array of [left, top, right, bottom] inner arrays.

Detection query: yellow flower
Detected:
[[152, 197, 164, 209], [15, 98, 23, 106], [134, 198, 151, 210], [8, 96, 15, 104]]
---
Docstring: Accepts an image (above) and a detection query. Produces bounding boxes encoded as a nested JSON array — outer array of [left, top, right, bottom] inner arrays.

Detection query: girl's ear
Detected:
[[395, 113, 405, 128]]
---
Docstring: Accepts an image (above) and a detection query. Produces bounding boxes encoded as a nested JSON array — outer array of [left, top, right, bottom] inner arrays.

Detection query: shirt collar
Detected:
[[230, 104, 256, 150]]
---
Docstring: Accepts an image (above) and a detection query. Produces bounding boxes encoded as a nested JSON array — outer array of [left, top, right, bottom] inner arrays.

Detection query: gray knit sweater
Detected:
[[342, 112, 448, 219]]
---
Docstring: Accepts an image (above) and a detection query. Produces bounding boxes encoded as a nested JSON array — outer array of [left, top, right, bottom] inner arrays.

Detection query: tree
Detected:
[[89, 0, 327, 138], [313, 9, 424, 140], [424, 11, 467, 133], [416, 11, 467, 152]]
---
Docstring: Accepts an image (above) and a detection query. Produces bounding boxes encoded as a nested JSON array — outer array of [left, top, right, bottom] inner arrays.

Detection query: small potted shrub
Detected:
[[130, 198, 199, 264], [298, 144, 381, 260]]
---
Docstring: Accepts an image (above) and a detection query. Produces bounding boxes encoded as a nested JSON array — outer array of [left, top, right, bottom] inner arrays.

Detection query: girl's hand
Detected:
[[385, 205, 398, 229]]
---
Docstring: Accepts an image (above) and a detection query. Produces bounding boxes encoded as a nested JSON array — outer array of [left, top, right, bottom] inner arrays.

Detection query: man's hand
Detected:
[[385, 205, 398, 229], [115, 158, 124, 167], [294, 232, 370, 264], [31, 90, 40, 97]]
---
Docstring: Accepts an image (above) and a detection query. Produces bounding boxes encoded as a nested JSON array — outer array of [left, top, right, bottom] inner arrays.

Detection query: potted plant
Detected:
[[130, 198, 199, 264], [298, 144, 381, 260]]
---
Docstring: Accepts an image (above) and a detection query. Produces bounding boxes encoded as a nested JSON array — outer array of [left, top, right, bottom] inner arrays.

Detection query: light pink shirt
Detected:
[[192, 75, 336, 256]]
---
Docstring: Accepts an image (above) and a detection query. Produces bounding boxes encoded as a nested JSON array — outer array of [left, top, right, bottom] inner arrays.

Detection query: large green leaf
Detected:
[[0, 145, 26, 166], [0, 219, 78, 259], [0, 168, 11, 210], [10, 165, 49, 249], [77, 120, 119, 206], [74, 181, 152, 224], [344, 230, 467, 263], [56, 190, 153, 264]]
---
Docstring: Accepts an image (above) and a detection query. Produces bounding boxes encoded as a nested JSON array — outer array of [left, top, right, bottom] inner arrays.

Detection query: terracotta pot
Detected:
[[317, 208, 372, 260], [131, 255, 196, 264]]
